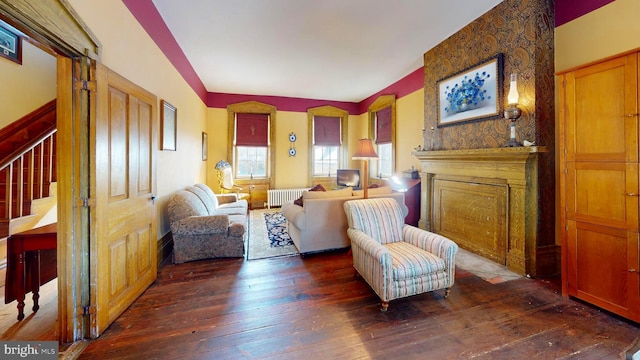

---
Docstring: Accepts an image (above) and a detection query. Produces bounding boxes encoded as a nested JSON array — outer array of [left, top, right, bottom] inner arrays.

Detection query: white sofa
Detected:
[[281, 186, 408, 255]]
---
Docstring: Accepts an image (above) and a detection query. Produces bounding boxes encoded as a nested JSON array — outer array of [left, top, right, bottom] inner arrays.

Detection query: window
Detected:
[[233, 112, 268, 179], [368, 95, 396, 179], [307, 106, 349, 185], [227, 101, 276, 185], [314, 145, 339, 176], [236, 146, 267, 178], [377, 143, 392, 178]]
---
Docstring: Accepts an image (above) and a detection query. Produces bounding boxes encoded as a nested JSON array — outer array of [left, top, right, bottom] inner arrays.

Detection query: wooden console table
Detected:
[[4, 223, 57, 321]]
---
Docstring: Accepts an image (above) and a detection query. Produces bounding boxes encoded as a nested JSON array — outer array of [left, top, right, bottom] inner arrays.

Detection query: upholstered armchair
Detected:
[[215, 160, 251, 204], [344, 198, 458, 311]]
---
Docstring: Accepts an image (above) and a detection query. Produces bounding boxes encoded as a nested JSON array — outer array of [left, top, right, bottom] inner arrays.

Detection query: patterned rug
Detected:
[[247, 209, 299, 260], [264, 212, 294, 247]]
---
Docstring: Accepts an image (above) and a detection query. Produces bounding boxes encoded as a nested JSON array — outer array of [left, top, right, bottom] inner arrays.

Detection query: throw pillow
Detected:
[[293, 184, 326, 206]]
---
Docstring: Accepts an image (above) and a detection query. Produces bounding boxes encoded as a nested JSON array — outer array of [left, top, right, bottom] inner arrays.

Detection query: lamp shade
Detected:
[[352, 138, 378, 159], [507, 73, 519, 105]]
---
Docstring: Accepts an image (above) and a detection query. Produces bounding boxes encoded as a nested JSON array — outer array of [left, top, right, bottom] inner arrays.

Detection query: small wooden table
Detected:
[[4, 223, 57, 321]]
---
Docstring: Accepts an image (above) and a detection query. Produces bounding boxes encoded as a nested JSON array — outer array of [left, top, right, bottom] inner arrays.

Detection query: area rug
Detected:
[[247, 209, 299, 260]]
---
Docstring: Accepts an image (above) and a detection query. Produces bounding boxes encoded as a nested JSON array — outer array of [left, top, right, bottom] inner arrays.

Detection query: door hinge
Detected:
[[75, 79, 96, 92], [80, 305, 96, 316], [76, 197, 95, 207]]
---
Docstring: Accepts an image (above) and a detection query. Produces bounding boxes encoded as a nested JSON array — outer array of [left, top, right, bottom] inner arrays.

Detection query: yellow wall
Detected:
[[206, 97, 423, 191], [395, 88, 424, 173], [0, 40, 56, 128], [68, 0, 208, 236], [273, 111, 308, 188], [207, 108, 367, 190], [555, 0, 640, 72]]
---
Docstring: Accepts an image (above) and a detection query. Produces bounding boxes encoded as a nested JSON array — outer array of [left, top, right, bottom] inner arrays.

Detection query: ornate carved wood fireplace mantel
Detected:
[[413, 147, 547, 276]]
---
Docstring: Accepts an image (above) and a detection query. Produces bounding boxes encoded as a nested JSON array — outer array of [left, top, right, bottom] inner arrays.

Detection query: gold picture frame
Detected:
[[202, 132, 208, 161], [161, 100, 177, 151]]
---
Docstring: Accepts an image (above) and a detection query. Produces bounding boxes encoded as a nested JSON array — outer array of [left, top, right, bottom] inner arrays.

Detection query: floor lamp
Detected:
[[352, 139, 378, 199]]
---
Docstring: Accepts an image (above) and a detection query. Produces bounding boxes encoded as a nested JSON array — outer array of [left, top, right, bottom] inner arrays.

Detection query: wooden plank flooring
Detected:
[[77, 250, 639, 359]]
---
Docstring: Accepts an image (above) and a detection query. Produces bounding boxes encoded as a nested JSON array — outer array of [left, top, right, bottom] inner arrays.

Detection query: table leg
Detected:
[[16, 252, 25, 321], [31, 251, 41, 312]]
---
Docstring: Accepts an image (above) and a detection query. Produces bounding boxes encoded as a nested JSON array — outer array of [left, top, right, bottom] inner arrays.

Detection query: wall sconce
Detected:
[[352, 138, 378, 199], [504, 73, 522, 147]]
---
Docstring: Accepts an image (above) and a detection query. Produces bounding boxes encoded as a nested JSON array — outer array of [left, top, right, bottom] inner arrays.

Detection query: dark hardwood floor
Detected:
[[78, 250, 639, 359]]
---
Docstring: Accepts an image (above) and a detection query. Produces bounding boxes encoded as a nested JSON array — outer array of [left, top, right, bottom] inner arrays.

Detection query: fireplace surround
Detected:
[[414, 147, 548, 276]]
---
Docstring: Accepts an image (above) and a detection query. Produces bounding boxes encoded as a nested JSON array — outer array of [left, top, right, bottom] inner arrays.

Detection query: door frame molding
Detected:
[[0, 0, 100, 343]]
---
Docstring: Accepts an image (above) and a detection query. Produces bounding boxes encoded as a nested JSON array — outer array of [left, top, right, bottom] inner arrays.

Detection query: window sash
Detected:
[[236, 146, 267, 178], [313, 145, 339, 176], [377, 143, 392, 178]]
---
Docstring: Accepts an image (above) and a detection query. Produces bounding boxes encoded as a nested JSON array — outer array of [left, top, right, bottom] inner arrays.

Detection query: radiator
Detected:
[[267, 188, 309, 208]]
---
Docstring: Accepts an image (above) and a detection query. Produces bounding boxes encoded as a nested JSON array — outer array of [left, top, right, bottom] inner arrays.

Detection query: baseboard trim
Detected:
[[157, 232, 173, 268], [536, 244, 560, 277]]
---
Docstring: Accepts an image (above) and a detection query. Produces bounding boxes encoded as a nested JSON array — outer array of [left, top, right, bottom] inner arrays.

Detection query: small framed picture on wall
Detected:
[[202, 132, 208, 161], [0, 24, 22, 65]]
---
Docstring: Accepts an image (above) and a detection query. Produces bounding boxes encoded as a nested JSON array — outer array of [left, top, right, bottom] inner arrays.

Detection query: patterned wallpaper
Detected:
[[423, 0, 556, 249]]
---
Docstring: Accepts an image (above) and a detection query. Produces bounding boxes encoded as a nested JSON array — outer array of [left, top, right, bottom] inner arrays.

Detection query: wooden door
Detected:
[[561, 52, 640, 322], [92, 64, 158, 336]]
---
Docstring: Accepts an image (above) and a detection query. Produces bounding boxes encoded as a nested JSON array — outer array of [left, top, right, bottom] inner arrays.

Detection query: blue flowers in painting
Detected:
[[444, 71, 492, 113]]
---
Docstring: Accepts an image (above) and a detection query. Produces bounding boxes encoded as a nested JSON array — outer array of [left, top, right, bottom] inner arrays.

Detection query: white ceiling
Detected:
[[152, 0, 503, 102]]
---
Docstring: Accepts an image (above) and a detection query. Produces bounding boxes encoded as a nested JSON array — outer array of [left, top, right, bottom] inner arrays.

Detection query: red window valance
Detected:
[[236, 113, 268, 146], [375, 107, 392, 144], [314, 116, 341, 146]]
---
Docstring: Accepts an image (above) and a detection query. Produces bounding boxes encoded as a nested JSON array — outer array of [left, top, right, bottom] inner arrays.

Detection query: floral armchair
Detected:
[[344, 197, 458, 311]]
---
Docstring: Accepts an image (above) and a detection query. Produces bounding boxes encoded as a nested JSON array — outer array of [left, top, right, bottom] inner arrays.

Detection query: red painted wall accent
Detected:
[[206, 93, 359, 114], [357, 67, 424, 114], [555, 0, 614, 27], [122, 0, 423, 114], [122, 0, 208, 103]]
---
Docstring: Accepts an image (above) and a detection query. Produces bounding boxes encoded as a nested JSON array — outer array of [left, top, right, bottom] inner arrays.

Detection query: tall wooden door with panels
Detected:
[[93, 63, 158, 335], [559, 51, 640, 323]]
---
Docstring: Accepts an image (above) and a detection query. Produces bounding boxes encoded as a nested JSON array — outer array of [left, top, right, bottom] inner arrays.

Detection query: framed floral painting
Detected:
[[436, 53, 503, 126]]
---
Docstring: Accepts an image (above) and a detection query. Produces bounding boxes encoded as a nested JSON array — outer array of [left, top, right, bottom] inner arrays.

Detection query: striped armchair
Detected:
[[344, 198, 458, 311]]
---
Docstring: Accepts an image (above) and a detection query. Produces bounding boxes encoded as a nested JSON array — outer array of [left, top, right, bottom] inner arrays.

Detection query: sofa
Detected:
[[281, 186, 408, 255], [167, 183, 248, 264]]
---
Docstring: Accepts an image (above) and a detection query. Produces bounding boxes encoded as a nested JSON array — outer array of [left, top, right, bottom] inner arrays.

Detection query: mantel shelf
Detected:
[[412, 146, 548, 161]]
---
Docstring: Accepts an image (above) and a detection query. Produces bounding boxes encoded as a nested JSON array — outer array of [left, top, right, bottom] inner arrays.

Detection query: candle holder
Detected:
[[504, 73, 522, 147], [504, 105, 522, 147]]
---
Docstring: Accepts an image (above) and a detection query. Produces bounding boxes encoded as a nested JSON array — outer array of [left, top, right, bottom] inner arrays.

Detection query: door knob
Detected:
[[150, 194, 157, 204]]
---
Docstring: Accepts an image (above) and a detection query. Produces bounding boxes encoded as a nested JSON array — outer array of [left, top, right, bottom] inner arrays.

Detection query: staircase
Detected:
[[0, 100, 58, 285]]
